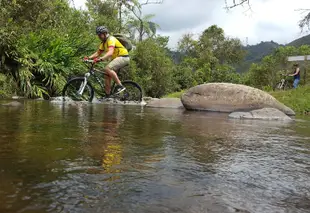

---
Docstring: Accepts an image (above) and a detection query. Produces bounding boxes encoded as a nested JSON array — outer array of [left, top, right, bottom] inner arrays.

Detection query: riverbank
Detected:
[[164, 86, 310, 115], [3, 85, 309, 115], [270, 86, 310, 115]]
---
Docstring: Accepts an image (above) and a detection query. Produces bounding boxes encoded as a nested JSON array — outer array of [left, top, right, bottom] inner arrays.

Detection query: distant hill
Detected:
[[237, 34, 310, 72], [236, 41, 282, 72], [168, 34, 310, 72], [286, 34, 310, 47], [244, 41, 281, 63]]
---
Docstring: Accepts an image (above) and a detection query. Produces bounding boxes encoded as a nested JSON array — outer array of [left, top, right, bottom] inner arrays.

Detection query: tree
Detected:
[[244, 45, 310, 89], [0, 0, 170, 98], [131, 38, 175, 97], [0, 0, 97, 98], [124, 0, 162, 41], [225, 0, 310, 31], [176, 25, 245, 86], [128, 14, 159, 41], [86, 0, 119, 32], [115, 0, 163, 31], [297, 9, 310, 30], [175, 25, 247, 87], [177, 33, 198, 58], [224, 0, 250, 9]]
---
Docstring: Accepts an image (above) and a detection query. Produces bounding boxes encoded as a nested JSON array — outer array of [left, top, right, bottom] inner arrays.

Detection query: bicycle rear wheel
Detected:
[[284, 82, 293, 90], [112, 80, 142, 103], [62, 77, 94, 102]]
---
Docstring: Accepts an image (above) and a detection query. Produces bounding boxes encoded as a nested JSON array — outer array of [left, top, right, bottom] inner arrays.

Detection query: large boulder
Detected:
[[146, 98, 184, 109], [229, 108, 292, 121], [181, 83, 295, 116]]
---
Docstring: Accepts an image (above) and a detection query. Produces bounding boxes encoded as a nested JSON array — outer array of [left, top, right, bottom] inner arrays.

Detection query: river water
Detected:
[[0, 100, 310, 213]]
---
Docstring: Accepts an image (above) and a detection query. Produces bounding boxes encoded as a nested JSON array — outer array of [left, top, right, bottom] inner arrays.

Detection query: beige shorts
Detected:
[[107, 57, 130, 71]]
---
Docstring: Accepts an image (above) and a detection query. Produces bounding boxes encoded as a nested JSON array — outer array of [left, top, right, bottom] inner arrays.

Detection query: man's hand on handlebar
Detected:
[[83, 57, 101, 64], [93, 58, 101, 63]]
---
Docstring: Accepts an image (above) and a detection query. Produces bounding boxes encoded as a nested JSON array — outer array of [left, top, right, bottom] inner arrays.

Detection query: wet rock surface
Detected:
[[2, 101, 22, 107], [229, 108, 293, 121], [181, 83, 295, 116], [145, 98, 184, 109]]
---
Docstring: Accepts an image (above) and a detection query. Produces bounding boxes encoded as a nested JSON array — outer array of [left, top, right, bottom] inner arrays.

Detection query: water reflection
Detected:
[[0, 100, 309, 213]]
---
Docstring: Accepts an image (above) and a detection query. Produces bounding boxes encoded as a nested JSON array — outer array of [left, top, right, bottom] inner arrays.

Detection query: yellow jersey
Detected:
[[99, 36, 128, 59]]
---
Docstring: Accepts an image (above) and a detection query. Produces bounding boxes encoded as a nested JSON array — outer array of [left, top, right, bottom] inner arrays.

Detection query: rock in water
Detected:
[[229, 108, 292, 121], [181, 83, 295, 116], [2, 101, 22, 107], [146, 98, 184, 109]]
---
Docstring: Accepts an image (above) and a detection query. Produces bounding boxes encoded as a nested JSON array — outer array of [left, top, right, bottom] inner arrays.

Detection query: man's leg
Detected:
[[105, 57, 130, 94], [293, 79, 300, 88], [104, 67, 121, 86], [104, 75, 112, 95]]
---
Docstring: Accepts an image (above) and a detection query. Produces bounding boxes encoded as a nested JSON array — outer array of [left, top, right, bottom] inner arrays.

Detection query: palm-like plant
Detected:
[[119, 0, 160, 41], [127, 14, 159, 41]]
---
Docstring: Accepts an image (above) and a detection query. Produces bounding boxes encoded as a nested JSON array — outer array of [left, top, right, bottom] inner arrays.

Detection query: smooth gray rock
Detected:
[[11, 96, 24, 100], [2, 101, 22, 107], [143, 96, 153, 102], [229, 108, 292, 121], [146, 98, 184, 109], [181, 83, 295, 116]]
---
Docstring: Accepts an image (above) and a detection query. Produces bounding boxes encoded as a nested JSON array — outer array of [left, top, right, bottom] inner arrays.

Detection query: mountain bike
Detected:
[[62, 60, 142, 102], [273, 74, 293, 91]]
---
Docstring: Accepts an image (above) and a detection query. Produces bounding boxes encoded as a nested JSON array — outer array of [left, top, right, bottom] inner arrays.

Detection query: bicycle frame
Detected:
[[78, 61, 117, 96], [275, 74, 292, 90]]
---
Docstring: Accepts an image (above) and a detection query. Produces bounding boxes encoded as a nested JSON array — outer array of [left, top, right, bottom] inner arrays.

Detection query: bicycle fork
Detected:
[[77, 73, 90, 95], [279, 79, 285, 89]]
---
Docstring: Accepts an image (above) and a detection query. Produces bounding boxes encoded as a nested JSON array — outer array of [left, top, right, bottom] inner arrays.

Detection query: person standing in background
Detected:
[[290, 63, 300, 89]]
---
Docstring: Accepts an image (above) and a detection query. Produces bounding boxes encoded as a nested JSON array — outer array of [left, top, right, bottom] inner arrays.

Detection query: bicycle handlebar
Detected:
[[83, 59, 95, 63]]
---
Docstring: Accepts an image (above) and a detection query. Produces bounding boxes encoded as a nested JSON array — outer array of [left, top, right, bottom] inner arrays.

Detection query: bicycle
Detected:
[[62, 59, 142, 102], [273, 74, 293, 91]]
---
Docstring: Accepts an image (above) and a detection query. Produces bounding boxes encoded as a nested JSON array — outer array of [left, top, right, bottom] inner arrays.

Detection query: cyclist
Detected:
[[85, 26, 129, 96], [289, 63, 300, 88]]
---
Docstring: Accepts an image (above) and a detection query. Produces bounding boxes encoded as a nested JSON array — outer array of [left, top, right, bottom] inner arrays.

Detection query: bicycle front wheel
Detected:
[[273, 82, 284, 91], [113, 80, 143, 103], [62, 77, 94, 102]]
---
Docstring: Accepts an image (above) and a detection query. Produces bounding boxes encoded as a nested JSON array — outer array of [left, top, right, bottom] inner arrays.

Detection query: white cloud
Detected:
[[72, 0, 310, 48]]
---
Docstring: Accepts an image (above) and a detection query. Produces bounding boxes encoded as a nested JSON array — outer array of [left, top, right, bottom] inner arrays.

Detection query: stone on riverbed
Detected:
[[146, 98, 184, 109], [12, 96, 25, 100], [2, 101, 22, 107], [181, 83, 295, 116], [229, 108, 292, 121]]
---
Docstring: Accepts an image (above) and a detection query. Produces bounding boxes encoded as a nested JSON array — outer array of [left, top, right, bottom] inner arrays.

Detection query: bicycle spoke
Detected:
[[63, 78, 93, 102], [112, 81, 142, 103]]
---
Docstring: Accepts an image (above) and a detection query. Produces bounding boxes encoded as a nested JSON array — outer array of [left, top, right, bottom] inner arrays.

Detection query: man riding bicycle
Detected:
[[85, 26, 129, 97]]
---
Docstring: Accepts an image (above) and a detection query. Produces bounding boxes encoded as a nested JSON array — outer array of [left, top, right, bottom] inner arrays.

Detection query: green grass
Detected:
[[164, 90, 185, 98], [270, 86, 310, 115]]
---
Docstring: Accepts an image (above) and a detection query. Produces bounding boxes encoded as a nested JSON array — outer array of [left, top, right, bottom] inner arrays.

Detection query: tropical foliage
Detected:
[[1, 0, 310, 99], [244, 45, 310, 89]]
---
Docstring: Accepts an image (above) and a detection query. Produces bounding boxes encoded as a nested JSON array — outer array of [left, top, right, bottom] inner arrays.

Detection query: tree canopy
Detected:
[[225, 0, 310, 30], [1, 0, 309, 99]]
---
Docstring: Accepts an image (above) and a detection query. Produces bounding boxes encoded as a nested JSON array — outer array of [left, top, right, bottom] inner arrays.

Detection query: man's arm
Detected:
[[290, 68, 300, 76], [98, 47, 114, 61], [89, 50, 103, 59]]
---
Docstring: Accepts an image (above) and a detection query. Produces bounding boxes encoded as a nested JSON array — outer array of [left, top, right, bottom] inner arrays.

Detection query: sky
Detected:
[[72, 0, 310, 48]]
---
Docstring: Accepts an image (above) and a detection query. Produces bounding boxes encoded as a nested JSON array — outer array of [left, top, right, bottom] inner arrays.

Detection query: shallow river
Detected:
[[0, 100, 310, 213]]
